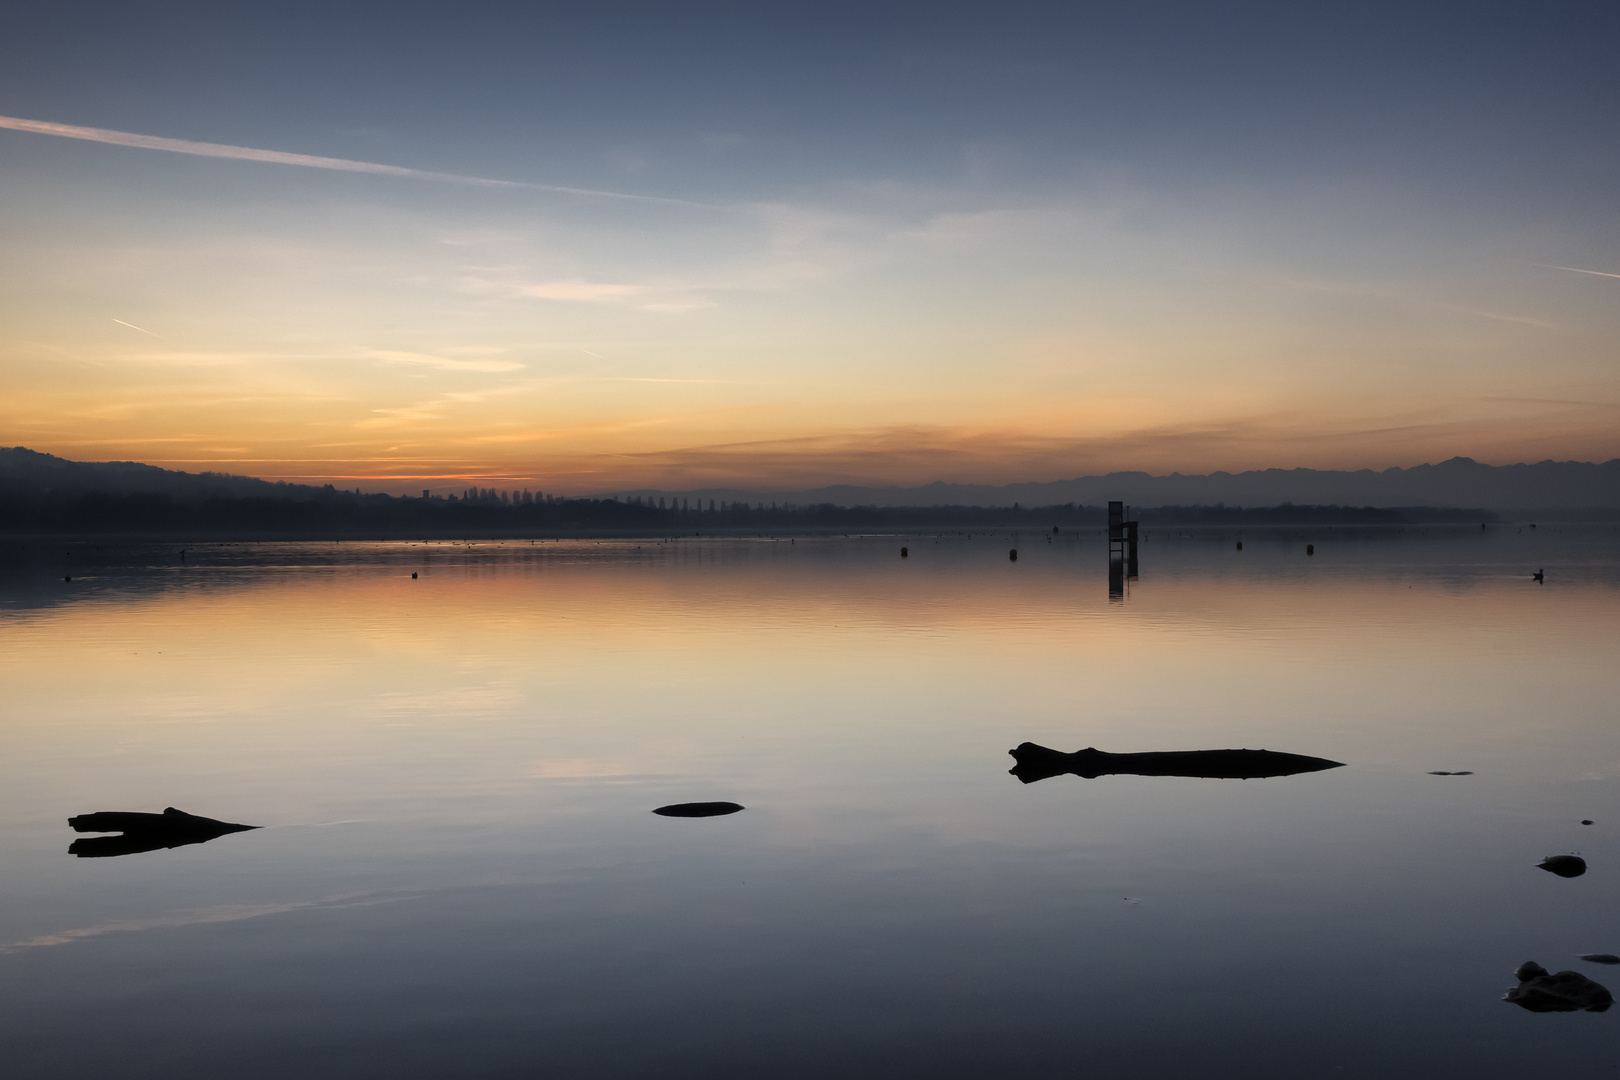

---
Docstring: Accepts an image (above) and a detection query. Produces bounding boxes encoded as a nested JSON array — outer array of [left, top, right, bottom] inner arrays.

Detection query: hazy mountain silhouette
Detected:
[[611, 456, 1620, 513], [2, 447, 1608, 537], [1, 446, 304, 500]]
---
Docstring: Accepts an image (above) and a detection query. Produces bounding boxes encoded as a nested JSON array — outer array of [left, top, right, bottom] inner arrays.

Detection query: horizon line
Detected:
[[6, 446, 1619, 496]]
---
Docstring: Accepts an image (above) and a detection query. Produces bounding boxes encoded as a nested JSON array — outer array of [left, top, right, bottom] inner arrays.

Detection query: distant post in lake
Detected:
[[1108, 500, 1140, 598]]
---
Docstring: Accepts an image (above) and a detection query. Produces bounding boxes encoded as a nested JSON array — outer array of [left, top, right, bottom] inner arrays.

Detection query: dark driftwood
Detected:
[[67, 807, 258, 858], [1537, 855, 1587, 878], [652, 802, 744, 818], [1505, 962, 1612, 1012], [1008, 742, 1345, 784]]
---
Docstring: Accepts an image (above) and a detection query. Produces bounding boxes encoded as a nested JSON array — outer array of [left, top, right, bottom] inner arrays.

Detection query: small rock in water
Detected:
[[1505, 961, 1613, 1012], [653, 802, 744, 818], [1582, 819, 1594, 825], [1538, 855, 1587, 878], [1579, 954, 1620, 965]]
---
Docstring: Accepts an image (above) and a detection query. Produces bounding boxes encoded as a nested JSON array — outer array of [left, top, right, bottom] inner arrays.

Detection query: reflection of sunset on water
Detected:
[[1, 531, 1619, 1074], [4, 533, 1616, 813]]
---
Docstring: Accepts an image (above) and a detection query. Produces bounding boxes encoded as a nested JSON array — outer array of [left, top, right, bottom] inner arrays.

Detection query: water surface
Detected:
[[2, 528, 1617, 1077]]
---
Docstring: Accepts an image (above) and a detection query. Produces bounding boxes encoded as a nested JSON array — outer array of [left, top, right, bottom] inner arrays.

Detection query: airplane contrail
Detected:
[[1535, 263, 1620, 280], [112, 318, 164, 338], [0, 114, 707, 207]]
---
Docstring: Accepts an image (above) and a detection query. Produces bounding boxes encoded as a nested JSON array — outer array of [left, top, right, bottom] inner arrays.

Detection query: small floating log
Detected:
[[1538, 855, 1587, 878], [652, 802, 744, 818], [1008, 742, 1344, 784], [67, 807, 258, 858]]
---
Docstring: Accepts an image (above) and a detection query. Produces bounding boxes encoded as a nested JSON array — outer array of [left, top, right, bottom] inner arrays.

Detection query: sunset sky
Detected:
[[1, 2, 1617, 494]]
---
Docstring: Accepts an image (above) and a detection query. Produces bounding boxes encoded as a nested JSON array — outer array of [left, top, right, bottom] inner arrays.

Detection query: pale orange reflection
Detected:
[[1, 539, 1616, 829]]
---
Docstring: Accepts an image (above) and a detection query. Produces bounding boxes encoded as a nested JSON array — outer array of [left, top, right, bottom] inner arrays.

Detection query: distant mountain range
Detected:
[[2, 448, 1618, 538], [609, 456, 1620, 513], [0, 446, 310, 501]]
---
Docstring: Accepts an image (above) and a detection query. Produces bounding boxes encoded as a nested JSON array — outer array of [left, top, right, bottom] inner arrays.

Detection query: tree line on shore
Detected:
[[0, 484, 1494, 536], [0, 447, 1498, 535]]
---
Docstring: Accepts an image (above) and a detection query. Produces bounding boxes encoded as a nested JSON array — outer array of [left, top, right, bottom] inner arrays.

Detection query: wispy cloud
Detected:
[[1275, 273, 1563, 330], [111, 318, 164, 338], [638, 300, 718, 313], [114, 351, 342, 367], [0, 114, 707, 206], [368, 349, 525, 373], [517, 281, 718, 313], [523, 281, 642, 302], [599, 376, 729, 384], [1535, 263, 1620, 281]]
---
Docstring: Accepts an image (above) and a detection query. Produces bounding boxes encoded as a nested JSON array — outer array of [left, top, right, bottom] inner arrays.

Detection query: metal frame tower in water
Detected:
[[1107, 501, 1140, 599]]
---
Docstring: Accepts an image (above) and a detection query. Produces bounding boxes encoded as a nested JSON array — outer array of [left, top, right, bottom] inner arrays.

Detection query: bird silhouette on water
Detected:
[[1532, 568, 1544, 583], [1505, 962, 1612, 1012]]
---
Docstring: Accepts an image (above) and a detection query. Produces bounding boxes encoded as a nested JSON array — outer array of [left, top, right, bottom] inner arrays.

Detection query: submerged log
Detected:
[[1008, 742, 1345, 784], [67, 807, 258, 858], [652, 802, 744, 817]]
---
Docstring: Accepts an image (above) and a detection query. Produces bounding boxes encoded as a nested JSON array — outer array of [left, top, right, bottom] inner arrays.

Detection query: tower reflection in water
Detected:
[[1107, 500, 1138, 601]]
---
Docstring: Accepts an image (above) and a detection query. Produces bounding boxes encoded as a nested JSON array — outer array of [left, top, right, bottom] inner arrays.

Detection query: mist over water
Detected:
[[2, 528, 1618, 1077]]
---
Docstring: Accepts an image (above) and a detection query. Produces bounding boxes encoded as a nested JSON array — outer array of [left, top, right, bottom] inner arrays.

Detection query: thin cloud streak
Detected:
[[600, 377, 729, 384], [1535, 263, 1620, 280], [369, 350, 525, 374], [0, 114, 709, 207], [111, 318, 164, 338]]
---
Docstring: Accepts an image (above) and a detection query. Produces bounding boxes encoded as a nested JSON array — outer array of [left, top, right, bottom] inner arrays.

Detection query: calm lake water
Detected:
[[2, 527, 1618, 1078]]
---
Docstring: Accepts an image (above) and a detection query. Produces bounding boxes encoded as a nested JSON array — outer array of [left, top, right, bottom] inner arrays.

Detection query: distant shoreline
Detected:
[[5, 446, 1619, 537], [0, 499, 1512, 540], [5, 516, 1611, 546]]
